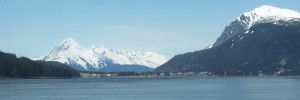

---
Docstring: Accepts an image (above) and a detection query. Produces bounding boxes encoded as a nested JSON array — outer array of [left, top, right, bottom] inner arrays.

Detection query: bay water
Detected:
[[0, 77, 299, 100]]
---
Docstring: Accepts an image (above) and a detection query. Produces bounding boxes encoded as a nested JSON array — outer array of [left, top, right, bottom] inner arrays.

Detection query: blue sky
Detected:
[[1, 0, 300, 58]]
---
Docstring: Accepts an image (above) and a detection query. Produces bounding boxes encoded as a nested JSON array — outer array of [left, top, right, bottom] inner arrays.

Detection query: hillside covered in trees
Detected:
[[0, 51, 80, 78]]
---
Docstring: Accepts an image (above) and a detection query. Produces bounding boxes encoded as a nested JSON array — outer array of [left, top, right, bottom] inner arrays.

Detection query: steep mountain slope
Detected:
[[35, 38, 169, 72], [155, 5, 300, 75], [213, 5, 300, 47]]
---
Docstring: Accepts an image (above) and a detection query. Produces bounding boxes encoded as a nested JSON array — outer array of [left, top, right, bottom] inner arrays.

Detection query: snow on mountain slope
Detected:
[[213, 5, 300, 47], [35, 38, 169, 71], [91, 45, 168, 69]]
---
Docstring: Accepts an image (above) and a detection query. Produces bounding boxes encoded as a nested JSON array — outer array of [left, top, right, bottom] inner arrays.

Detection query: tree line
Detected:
[[0, 50, 80, 78]]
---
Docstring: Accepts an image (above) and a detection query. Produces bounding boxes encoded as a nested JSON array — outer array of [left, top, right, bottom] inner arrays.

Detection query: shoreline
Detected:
[[1, 75, 300, 80], [0, 77, 79, 80]]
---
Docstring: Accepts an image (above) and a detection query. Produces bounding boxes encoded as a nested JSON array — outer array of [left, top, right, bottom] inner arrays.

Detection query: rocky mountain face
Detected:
[[155, 5, 300, 76], [213, 5, 300, 47], [34, 38, 169, 72]]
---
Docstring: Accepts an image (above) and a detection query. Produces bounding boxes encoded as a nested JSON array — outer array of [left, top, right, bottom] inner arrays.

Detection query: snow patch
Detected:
[[206, 44, 213, 49], [280, 58, 287, 66]]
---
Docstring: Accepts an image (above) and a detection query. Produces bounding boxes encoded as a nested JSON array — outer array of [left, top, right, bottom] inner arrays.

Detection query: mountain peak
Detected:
[[48, 38, 83, 55], [214, 5, 300, 47], [59, 38, 82, 48], [35, 38, 170, 72], [257, 5, 282, 10], [59, 38, 79, 46], [243, 5, 300, 19], [254, 5, 284, 12]]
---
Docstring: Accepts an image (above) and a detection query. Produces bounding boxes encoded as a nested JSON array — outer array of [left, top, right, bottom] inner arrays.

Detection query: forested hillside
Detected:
[[0, 51, 80, 78]]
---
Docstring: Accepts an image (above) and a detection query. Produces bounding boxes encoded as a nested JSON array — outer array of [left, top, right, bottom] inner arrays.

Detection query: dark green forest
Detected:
[[0, 51, 80, 78]]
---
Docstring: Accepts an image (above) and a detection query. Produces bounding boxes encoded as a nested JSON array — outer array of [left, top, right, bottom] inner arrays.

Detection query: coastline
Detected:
[[1, 75, 300, 80], [0, 77, 79, 80]]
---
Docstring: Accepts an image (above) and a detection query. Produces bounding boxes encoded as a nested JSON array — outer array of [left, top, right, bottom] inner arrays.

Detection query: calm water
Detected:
[[0, 77, 300, 100]]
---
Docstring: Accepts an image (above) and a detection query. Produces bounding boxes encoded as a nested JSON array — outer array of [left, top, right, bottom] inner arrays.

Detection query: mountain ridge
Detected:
[[213, 5, 300, 47], [154, 5, 300, 75], [35, 38, 169, 72]]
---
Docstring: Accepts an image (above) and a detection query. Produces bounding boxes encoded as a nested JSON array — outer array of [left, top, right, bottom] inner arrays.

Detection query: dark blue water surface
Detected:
[[0, 77, 299, 100]]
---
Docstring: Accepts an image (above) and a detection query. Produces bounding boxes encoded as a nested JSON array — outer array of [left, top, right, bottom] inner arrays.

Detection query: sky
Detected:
[[1, 0, 300, 58]]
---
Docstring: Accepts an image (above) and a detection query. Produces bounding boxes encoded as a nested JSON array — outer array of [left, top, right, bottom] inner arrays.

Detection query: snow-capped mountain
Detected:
[[155, 5, 300, 75], [35, 38, 169, 72], [213, 5, 300, 47]]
